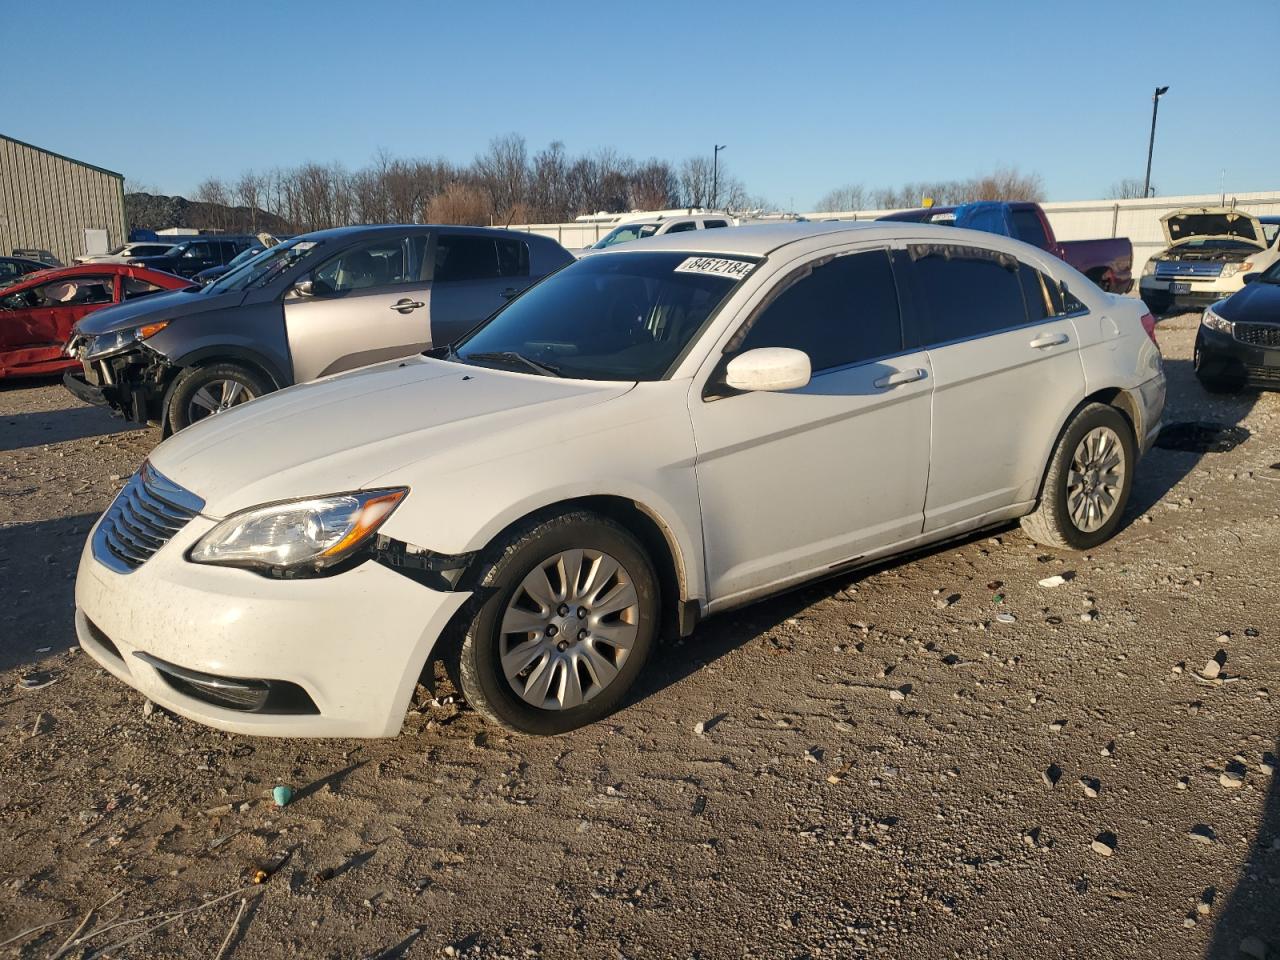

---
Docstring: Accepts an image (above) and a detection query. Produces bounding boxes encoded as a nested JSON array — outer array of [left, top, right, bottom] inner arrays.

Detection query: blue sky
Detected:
[[4, 0, 1276, 208]]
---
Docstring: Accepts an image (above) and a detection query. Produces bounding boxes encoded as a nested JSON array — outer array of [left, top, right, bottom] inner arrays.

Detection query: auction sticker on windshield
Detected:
[[673, 257, 755, 280]]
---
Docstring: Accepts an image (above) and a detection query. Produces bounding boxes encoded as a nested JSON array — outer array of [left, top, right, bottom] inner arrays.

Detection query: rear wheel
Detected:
[[1086, 268, 1113, 293], [1020, 403, 1136, 550], [165, 362, 273, 433], [456, 511, 659, 735]]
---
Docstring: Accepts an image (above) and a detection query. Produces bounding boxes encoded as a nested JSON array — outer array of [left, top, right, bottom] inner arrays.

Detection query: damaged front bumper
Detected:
[[62, 338, 174, 423]]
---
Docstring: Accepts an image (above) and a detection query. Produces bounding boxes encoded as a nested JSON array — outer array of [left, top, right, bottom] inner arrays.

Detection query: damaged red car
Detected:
[[0, 264, 190, 379]]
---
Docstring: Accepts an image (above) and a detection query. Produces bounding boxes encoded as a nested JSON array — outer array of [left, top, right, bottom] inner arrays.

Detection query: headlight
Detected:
[[1219, 261, 1253, 278], [83, 320, 170, 360], [189, 489, 407, 574], [1142, 260, 1158, 277], [1202, 304, 1234, 334]]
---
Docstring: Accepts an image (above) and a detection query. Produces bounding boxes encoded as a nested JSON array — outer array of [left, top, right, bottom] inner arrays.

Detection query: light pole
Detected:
[[712, 144, 727, 210], [1142, 86, 1169, 198]]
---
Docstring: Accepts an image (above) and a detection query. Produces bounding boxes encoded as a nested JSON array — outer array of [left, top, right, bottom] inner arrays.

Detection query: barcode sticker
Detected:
[[673, 257, 754, 280]]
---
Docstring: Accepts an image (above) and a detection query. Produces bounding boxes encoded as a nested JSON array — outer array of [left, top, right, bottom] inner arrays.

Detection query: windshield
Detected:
[[1260, 261, 1280, 283], [592, 224, 661, 249], [204, 238, 321, 294], [454, 251, 756, 381]]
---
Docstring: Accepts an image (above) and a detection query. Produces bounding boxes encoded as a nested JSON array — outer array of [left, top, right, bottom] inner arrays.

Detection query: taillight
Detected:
[[1140, 312, 1158, 344]]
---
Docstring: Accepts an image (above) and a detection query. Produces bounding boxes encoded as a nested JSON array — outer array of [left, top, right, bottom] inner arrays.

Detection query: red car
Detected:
[[0, 263, 190, 379]]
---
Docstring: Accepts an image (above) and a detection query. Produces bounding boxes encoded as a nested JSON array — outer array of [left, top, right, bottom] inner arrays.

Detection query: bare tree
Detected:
[[427, 182, 495, 225], [679, 156, 714, 208], [233, 171, 264, 231], [1107, 178, 1146, 200], [193, 177, 230, 229], [630, 159, 679, 211], [529, 141, 573, 221], [815, 184, 866, 212], [474, 134, 529, 219]]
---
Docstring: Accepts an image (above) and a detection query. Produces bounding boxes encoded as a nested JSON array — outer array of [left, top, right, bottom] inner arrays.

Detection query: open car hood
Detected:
[[1162, 207, 1264, 247]]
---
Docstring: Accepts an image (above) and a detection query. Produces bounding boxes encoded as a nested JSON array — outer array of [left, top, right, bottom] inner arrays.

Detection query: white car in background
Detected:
[[579, 213, 734, 255], [75, 241, 178, 265], [1139, 207, 1280, 314], [74, 222, 1165, 739]]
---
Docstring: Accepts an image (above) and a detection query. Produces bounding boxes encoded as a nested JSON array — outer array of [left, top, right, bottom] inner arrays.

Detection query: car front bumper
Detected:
[[74, 511, 471, 737], [1140, 277, 1242, 313], [1196, 323, 1280, 389]]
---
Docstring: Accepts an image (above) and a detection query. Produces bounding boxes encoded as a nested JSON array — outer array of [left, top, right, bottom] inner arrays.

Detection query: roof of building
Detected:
[[0, 133, 125, 180]]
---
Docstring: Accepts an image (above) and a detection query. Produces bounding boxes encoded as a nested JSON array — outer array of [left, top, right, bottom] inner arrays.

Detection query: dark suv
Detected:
[[128, 236, 258, 278], [64, 224, 573, 432]]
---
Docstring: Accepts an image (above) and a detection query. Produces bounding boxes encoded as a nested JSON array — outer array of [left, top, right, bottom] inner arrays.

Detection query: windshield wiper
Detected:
[[463, 351, 562, 378]]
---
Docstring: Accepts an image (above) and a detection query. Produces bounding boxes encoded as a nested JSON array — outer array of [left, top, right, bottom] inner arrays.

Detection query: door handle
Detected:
[[873, 367, 928, 389], [1029, 332, 1069, 349], [390, 299, 425, 313]]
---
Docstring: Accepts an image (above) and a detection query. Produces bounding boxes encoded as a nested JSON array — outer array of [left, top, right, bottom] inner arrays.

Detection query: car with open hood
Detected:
[[1139, 207, 1280, 314], [73, 221, 1164, 739], [62, 225, 574, 432]]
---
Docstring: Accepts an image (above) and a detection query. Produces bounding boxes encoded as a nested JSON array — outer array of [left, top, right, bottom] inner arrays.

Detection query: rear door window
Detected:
[[1010, 210, 1049, 249], [434, 235, 529, 282], [664, 221, 698, 234], [910, 247, 1028, 344], [124, 277, 165, 300], [734, 249, 903, 372], [702, 220, 729, 229]]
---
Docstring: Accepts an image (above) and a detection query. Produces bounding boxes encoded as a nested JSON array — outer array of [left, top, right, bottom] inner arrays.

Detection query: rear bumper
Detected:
[[1197, 325, 1280, 389], [1133, 372, 1166, 455]]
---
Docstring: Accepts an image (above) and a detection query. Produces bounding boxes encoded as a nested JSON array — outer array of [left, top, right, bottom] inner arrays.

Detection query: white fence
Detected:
[[508, 190, 1280, 275]]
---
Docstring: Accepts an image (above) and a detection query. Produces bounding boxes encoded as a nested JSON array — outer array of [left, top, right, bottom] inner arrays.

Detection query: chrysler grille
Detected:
[[92, 464, 204, 572]]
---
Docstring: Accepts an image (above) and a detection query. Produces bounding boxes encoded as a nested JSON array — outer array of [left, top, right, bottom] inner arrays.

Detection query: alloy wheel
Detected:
[[188, 379, 255, 423], [1066, 426, 1126, 533], [499, 548, 640, 710]]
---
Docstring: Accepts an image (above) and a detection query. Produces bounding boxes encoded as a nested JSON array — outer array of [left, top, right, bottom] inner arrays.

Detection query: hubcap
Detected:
[[188, 379, 254, 422], [499, 548, 639, 710], [1066, 426, 1125, 533]]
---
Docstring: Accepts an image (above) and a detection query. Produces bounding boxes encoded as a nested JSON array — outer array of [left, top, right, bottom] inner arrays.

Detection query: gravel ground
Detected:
[[1, 313, 1277, 959]]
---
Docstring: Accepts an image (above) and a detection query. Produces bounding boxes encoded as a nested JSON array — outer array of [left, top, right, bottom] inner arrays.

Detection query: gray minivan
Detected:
[[64, 225, 572, 432]]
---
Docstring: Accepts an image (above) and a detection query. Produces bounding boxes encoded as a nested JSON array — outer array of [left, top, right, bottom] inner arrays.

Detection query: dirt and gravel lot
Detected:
[[1, 313, 1277, 959]]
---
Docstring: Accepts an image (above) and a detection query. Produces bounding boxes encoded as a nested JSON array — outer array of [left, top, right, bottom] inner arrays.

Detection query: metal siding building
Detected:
[[0, 134, 126, 265]]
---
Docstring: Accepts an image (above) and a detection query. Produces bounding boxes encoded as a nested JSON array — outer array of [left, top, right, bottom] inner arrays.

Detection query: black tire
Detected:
[[1020, 403, 1136, 551], [457, 510, 660, 735], [1086, 268, 1112, 293], [165, 362, 274, 433], [1194, 336, 1244, 394]]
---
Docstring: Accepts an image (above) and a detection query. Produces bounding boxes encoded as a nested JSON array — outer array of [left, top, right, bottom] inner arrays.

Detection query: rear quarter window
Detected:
[[910, 248, 1029, 343]]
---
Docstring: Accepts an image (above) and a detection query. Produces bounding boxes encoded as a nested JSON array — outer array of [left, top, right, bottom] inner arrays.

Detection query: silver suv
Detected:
[[63, 225, 573, 432]]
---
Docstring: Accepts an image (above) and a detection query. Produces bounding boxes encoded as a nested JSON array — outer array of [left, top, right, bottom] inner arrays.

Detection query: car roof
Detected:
[[1259, 215, 1280, 225], [595, 221, 977, 257], [5, 263, 191, 286], [295, 224, 553, 243]]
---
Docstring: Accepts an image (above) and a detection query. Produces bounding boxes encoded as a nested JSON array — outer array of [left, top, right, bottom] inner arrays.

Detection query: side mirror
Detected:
[[1243, 272, 1261, 285], [291, 279, 315, 298], [724, 347, 811, 393]]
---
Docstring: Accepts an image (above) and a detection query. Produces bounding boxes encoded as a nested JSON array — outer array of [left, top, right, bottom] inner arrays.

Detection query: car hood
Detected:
[[148, 356, 634, 516], [1162, 208, 1264, 248], [1216, 280, 1280, 324], [73, 288, 234, 336]]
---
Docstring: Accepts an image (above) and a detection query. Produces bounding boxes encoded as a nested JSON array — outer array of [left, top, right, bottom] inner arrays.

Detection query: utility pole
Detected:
[[1143, 86, 1169, 198], [712, 144, 727, 210]]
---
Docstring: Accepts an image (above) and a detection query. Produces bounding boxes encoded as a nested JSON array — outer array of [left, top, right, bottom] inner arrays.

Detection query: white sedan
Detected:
[[74, 222, 1165, 737]]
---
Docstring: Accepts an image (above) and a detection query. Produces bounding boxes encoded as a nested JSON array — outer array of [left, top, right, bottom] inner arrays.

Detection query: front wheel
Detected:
[[1194, 337, 1244, 394], [456, 511, 660, 735], [165, 362, 274, 433], [1020, 403, 1136, 550]]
